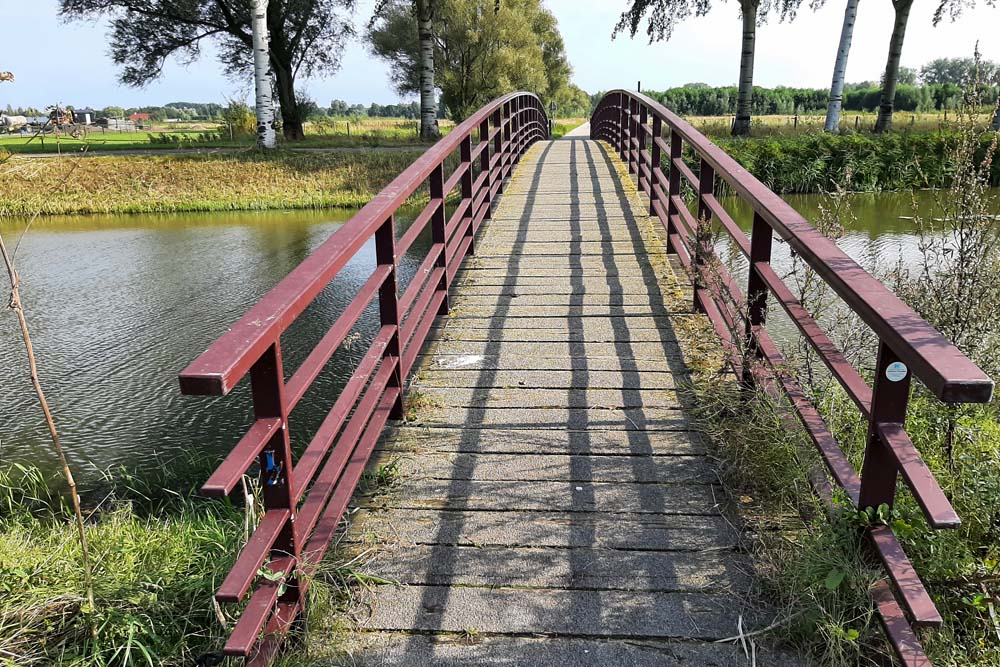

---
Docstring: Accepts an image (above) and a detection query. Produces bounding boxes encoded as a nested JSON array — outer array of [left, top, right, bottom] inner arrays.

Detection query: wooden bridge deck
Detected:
[[342, 135, 802, 664]]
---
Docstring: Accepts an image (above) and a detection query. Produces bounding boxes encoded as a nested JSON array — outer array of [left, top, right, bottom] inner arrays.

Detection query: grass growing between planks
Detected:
[[0, 149, 428, 218]]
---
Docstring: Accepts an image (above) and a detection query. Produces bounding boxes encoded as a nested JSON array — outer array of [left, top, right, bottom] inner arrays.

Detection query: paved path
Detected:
[[343, 137, 801, 665]]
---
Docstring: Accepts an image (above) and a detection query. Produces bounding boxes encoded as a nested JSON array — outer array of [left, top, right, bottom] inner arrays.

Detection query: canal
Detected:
[[1, 189, 997, 487]]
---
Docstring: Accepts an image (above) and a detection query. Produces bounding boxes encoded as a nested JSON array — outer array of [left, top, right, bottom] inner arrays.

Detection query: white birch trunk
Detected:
[[825, 0, 860, 133], [732, 0, 758, 136], [874, 0, 913, 133], [416, 0, 440, 139], [252, 0, 277, 149]]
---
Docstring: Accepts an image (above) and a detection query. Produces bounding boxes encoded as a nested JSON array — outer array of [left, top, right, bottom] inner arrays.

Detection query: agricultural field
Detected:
[[687, 110, 996, 138], [0, 117, 457, 154]]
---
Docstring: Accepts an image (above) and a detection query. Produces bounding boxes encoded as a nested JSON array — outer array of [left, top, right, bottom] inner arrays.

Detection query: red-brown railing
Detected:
[[179, 92, 547, 664], [592, 91, 994, 666]]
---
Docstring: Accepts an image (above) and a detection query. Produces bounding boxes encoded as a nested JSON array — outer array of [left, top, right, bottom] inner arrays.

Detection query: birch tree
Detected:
[[873, 0, 913, 132], [824, 0, 860, 132], [368, 0, 562, 121], [874, 0, 996, 133], [415, 0, 440, 138], [60, 0, 356, 141], [252, 0, 277, 148], [615, 0, 805, 136]]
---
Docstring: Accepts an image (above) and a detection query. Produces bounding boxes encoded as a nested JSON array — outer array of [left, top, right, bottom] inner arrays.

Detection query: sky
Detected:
[[1, 0, 998, 110]]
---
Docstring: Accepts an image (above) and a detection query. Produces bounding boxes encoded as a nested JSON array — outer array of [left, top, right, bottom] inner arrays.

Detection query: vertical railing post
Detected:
[[250, 342, 301, 605], [628, 97, 638, 175], [619, 93, 628, 163], [858, 341, 910, 511], [693, 159, 715, 313], [649, 114, 662, 216], [513, 97, 522, 159], [743, 212, 772, 387], [492, 107, 503, 195], [638, 104, 649, 197], [665, 130, 682, 254], [461, 134, 475, 254], [479, 115, 492, 223], [375, 216, 405, 419], [503, 100, 512, 176], [430, 164, 449, 315]]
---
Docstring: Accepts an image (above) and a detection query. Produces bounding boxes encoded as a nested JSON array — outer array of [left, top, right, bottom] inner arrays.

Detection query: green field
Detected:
[[0, 118, 459, 154]]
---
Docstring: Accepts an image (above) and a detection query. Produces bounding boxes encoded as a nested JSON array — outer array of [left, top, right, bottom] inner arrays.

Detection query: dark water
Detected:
[[1, 190, 996, 487], [0, 207, 431, 487]]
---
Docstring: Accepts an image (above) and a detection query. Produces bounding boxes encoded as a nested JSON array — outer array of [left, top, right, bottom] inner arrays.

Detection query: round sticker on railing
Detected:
[[885, 362, 908, 382]]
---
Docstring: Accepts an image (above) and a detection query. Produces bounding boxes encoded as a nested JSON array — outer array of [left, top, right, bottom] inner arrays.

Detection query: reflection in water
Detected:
[[1, 190, 996, 486], [1, 207, 428, 486]]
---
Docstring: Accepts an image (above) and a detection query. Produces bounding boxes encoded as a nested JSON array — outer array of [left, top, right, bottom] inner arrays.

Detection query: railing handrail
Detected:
[[178, 92, 547, 664], [595, 90, 994, 405], [180, 91, 542, 397], [591, 88, 994, 667]]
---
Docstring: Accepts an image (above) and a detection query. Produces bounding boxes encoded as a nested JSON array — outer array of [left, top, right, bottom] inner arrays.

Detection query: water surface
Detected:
[[1, 190, 996, 487]]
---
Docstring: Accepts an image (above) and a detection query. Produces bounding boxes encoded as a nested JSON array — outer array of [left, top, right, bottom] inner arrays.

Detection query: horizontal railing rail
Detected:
[[179, 92, 547, 665], [592, 90, 993, 667]]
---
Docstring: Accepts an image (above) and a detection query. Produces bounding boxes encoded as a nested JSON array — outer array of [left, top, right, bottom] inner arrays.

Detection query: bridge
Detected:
[[179, 92, 993, 666]]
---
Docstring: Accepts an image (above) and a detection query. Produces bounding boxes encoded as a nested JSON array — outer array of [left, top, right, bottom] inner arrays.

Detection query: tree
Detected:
[[252, 0, 276, 149], [59, 0, 356, 141], [824, 0, 861, 132], [368, 0, 565, 121], [615, 0, 804, 136], [921, 57, 999, 86], [874, 1, 995, 132], [553, 83, 592, 117], [372, 0, 441, 139], [873, 0, 914, 132]]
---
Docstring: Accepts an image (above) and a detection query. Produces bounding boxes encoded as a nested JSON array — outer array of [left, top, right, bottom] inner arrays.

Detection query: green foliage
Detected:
[[921, 56, 1000, 86], [644, 82, 1000, 116], [367, 0, 575, 120], [707, 131, 1000, 194], [0, 465, 242, 666], [220, 100, 256, 136]]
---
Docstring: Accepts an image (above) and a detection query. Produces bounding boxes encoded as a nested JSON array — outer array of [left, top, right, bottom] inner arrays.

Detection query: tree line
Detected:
[[645, 81, 1000, 118], [617, 0, 1000, 134]]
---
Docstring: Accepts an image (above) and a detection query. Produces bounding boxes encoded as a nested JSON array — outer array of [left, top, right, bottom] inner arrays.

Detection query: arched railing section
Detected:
[[179, 92, 548, 665], [592, 90, 993, 666]]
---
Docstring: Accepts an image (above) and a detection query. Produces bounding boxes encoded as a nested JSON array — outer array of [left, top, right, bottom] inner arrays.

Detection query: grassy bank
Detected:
[[0, 458, 401, 666], [0, 465, 241, 666], [674, 121, 1000, 664], [0, 150, 427, 218], [711, 130, 1000, 194]]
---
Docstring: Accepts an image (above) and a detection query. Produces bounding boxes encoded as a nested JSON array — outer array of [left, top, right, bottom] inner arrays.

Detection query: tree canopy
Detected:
[[921, 57, 1000, 86], [367, 0, 574, 120], [59, 0, 356, 139]]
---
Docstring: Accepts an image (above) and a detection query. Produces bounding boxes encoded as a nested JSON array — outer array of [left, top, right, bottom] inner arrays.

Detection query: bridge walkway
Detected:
[[338, 137, 803, 664]]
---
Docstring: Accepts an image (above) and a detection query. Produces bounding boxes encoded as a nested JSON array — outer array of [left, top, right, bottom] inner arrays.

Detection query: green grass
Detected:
[[0, 149, 429, 218], [0, 118, 454, 154], [706, 131, 1000, 194], [676, 293, 1000, 667], [551, 118, 586, 138], [686, 110, 997, 138], [0, 465, 242, 666], [0, 462, 393, 666]]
